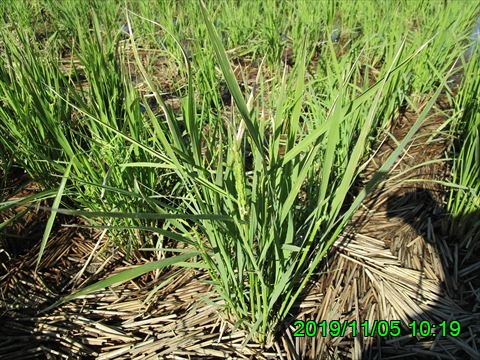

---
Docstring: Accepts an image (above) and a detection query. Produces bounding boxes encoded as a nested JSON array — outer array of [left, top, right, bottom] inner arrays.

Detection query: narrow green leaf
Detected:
[[199, 1, 264, 156], [36, 207, 234, 222], [41, 252, 199, 312], [36, 161, 72, 272]]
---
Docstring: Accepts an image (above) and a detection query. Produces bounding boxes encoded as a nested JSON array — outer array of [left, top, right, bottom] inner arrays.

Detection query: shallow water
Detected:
[[465, 15, 480, 60]]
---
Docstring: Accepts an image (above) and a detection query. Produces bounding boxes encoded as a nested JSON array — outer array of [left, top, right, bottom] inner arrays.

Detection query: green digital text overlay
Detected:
[[292, 320, 461, 338]]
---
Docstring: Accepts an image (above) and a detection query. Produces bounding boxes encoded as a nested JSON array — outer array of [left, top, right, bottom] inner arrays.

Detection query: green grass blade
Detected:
[[41, 251, 200, 312], [35, 161, 72, 272], [199, 1, 264, 156]]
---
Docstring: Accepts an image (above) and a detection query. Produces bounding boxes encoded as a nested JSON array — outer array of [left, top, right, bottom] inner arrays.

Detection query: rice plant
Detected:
[[1, 0, 478, 350], [56, 3, 444, 344], [447, 41, 480, 245]]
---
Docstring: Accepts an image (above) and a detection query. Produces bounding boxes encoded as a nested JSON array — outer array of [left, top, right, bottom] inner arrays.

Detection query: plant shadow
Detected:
[[361, 187, 480, 359]]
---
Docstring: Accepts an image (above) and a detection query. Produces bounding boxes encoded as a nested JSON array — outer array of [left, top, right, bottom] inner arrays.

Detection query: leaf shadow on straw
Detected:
[[361, 187, 480, 359]]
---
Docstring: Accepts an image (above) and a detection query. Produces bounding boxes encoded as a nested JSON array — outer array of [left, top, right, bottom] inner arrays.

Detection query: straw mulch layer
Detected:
[[1, 223, 289, 359], [1, 99, 479, 360]]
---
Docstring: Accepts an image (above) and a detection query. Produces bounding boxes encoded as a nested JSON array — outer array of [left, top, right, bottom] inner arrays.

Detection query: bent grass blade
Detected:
[[36, 161, 72, 272], [40, 251, 202, 313]]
